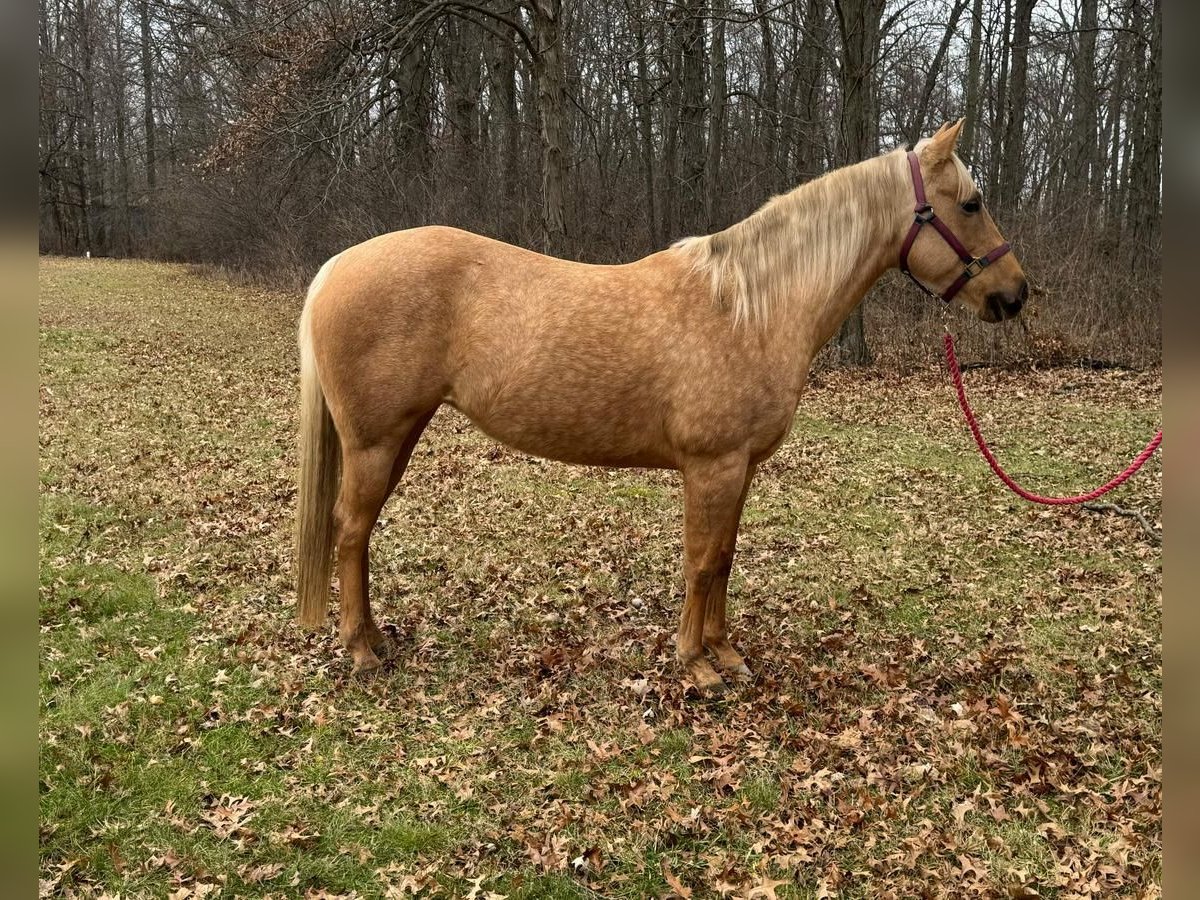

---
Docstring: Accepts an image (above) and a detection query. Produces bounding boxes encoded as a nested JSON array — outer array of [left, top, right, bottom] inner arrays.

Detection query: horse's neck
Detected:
[[765, 157, 904, 363], [793, 239, 898, 354]]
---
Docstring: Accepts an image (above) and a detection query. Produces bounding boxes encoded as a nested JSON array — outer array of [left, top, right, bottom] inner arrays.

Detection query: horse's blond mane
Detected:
[[673, 144, 977, 327]]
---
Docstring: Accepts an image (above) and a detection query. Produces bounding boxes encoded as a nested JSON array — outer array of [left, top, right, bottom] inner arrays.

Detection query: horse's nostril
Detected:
[[987, 291, 1023, 319], [1017, 279, 1029, 304]]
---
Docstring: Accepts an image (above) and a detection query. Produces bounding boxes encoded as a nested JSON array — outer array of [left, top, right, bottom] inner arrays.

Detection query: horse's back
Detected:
[[310, 226, 789, 466]]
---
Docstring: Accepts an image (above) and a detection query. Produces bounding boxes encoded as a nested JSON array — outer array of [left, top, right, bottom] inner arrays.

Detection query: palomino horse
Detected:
[[295, 119, 1027, 692]]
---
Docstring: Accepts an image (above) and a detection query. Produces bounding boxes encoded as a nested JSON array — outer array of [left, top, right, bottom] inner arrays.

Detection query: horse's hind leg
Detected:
[[333, 443, 396, 673], [361, 409, 437, 655]]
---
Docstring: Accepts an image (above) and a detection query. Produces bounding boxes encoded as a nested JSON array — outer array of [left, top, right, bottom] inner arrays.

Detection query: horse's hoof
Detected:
[[703, 675, 729, 695], [683, 658, 728, 695], [713, 657, 751, 678], [351, 652, 382, 676], [708, 642, 751, 678]]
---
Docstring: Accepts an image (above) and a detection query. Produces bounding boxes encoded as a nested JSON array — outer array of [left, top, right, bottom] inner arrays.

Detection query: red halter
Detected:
[[898, 151, 1011, 302]]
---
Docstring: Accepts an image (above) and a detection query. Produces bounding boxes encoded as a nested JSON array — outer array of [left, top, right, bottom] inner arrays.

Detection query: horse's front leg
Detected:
[[677, 454, 752, 694], [703, 465, 755, 678]]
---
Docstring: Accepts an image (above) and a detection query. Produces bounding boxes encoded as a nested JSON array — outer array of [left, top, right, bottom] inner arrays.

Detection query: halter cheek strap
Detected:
[[898, 151, 1011, 303]]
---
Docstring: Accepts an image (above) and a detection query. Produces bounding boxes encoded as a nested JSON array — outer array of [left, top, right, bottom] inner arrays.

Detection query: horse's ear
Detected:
[[922, 118, 965, 163]]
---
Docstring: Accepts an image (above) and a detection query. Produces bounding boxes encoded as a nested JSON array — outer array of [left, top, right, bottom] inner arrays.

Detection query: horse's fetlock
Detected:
[[339, 619, 366, 647], [675, 642, 702, 665]]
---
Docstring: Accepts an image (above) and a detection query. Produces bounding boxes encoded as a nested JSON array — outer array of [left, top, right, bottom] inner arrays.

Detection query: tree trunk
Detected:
[[633, 9, 658, 247], [40, 0, 65, 252], [662, 15, 681, 240], [676, 0, 706, 236], [532, 0, 567, 256], [77, 0, 99, 254], [489, 24, 519, 208], [833, 0, 884, 366], [1128, 0, 1161, 250], [139, 0, 155, 196], [1104, 19, 1128, 238], [960, 0, 984, 164], [705, 6, 727, 231], [778, 0, 803, 183], [443, 19, 481, 164], [987, 0, 1012, 196], [114, 0, 131, 255], [391, 37, 431, 166], [755, 0, 781, 189], [1069, 0, 1099, 200], [998, 0, 1035, 215], [794, 0, 828, 182]]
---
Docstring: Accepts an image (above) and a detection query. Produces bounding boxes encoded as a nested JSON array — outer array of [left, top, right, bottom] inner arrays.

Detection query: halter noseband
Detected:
[[898, 151, 1011, 303]]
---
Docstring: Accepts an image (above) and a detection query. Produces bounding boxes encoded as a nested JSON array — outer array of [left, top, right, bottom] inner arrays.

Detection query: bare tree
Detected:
[[905, 0, 969, 147], [997, 0, 1035, 215], [138, 0, 154, 196], [705, 1, 727, 231], [531, 0, 566, 255], [37, 0, 1162, 367], [832, 0, 885, 366], [960, 0, 984, 163], [1068, 0, 1098, 198], [1127, 0, 1160, 251], [631, 2, 658, 247]]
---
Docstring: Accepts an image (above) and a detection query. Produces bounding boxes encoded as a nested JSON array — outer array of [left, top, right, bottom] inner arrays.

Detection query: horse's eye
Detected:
[[961, 198, 982, 214]]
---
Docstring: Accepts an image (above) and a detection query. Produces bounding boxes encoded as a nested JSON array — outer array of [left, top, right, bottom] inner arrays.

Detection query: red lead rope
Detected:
[[943, 332, 1162, 505]]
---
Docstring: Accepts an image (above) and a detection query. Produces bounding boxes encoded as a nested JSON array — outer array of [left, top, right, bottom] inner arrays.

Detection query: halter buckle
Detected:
[[963, 256, 990, 278], [914, 205, 935, 224]]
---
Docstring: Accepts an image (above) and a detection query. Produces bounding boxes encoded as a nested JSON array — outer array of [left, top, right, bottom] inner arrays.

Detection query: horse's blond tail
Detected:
[[295, 256, 342, 628]]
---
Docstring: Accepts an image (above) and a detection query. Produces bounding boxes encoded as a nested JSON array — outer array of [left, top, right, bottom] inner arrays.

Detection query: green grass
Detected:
[[39, 257, 1161, 897]]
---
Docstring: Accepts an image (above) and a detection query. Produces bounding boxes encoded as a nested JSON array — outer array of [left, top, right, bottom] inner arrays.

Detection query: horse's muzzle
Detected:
[[985, 280, 1028, 322]]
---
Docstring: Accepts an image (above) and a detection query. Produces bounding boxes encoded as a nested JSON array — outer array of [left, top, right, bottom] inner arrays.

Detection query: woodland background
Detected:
[[37, 0, 1162, 366]]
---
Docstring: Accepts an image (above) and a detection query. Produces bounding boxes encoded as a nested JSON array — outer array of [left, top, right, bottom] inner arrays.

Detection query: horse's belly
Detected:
[[447, 382, 673, 468]]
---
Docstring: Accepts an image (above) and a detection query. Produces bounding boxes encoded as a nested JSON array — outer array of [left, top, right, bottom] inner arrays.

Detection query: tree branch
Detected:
[[1082, 502, 1161, 545]]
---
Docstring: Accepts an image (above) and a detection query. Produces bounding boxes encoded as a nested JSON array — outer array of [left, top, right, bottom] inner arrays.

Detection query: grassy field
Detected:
[[39, 257, 1161, 898]]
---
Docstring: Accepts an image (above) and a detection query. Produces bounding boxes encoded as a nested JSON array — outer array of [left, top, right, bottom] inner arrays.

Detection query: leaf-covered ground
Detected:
[[39, 258, 1162, 899]]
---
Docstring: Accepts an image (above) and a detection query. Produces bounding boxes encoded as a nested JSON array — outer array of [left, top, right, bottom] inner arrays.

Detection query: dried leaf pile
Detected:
[[40, 258, 1161, 898]]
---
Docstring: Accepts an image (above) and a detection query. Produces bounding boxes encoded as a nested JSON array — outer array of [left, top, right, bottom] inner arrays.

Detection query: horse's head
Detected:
[[900, 119, 1028, 323]]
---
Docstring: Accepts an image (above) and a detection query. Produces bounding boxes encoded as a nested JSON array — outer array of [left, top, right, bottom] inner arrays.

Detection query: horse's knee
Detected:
[[688, 552, 732, 587]]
